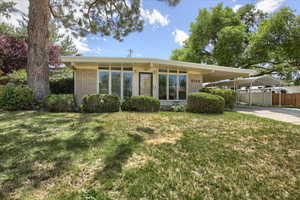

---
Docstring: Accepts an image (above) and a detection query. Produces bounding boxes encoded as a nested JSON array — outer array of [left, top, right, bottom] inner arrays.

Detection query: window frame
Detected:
[[97, 65, 133, 99], [158, 69, 188, 101]]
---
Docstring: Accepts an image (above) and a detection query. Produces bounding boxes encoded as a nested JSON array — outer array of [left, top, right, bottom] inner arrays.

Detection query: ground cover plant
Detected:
[[0, 111, 299, 200]]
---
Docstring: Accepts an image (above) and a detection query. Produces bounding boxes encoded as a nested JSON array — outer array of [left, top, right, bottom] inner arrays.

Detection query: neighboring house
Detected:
[[61, 57, 255, 105]]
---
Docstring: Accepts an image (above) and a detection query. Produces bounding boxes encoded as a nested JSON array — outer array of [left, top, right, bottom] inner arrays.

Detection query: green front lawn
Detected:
[[0, 111, 299, 200]]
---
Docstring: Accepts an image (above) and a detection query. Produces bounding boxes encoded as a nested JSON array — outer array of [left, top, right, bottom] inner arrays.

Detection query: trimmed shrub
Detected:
[[121, 97, 133, 111], [81, 94, 120, 113], [187, 92, 225, 114], [125, 96, 160, 112], [43, 94, 75, 112], [50, 77, 74, 94], [207, 89, 237, 110], [0, 85, 34, 110]]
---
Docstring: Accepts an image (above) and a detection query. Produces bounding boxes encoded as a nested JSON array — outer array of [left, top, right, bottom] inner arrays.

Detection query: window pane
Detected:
[[111, 72, 121, 97], [123, 72, 133, 98], [179, 75, 187, 100], [99, 71, 109, 94], [159, 74, 167, 100], [169, 74, 177, 100]]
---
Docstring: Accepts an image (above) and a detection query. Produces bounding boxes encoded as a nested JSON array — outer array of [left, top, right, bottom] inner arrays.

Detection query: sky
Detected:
[[2, 0, 300, 59]]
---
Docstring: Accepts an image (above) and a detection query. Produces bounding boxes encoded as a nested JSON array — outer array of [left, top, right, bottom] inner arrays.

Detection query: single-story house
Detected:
[[61, 56, 255, 105]]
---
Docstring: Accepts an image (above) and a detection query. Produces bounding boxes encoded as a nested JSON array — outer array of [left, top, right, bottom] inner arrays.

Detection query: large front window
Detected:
[[123, 72, 133, 98], [159, 74, 167, 100], [158, 69, 187, 100], [111, 72, 121, 97], [179, 75, 187, 100], [98, 66, 133, 99], [99, 71, 109, 94], [169, 74, 177, 100]]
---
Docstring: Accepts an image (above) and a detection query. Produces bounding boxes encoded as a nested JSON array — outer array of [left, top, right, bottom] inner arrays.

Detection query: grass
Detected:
[[0, 111, 299, 200]]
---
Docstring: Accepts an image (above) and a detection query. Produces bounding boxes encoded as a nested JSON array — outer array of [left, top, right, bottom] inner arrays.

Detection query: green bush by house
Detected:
[[43, 94, 75, 112], [207, 89, 237, 110], [0, 68, 74, 94], [121, 97, 133, 111], [50, 77, 74, 94], [187, 92, 225, 113], [200, 88, 237, 110], [122, 96, 160, 112], [0, 85, 34, 110], [81, 94, 120, 113]]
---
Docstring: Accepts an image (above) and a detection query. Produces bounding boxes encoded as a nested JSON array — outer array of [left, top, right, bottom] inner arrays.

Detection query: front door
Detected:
[[139, 72, 153, 96]]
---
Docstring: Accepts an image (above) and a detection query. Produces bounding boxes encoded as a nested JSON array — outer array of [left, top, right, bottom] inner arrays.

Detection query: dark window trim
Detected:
[[139, 72, 153, 96]]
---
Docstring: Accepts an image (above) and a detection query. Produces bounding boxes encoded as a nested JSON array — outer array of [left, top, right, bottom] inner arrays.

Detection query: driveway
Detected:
[[236, 106, 300, 125]]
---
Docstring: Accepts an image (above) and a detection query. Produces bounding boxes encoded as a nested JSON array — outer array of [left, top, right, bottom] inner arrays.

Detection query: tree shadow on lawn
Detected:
[[93, 133, 144, 186], [0, 111, 107, 198]]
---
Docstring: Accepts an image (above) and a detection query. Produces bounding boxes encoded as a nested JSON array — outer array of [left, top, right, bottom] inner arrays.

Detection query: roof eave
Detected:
[[61, 56, 256, 75]]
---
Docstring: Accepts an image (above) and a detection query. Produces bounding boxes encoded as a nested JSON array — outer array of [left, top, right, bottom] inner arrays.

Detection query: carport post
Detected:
[[249, 81, 253, 106]]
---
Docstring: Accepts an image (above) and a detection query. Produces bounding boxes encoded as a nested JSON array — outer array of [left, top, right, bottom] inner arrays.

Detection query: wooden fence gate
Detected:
[[272, 93, 300, 107]]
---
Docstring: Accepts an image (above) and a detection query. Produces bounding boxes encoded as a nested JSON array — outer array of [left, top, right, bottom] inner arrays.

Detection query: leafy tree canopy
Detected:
[[171, 3, 300, 80], [48, 0, 180, 41]]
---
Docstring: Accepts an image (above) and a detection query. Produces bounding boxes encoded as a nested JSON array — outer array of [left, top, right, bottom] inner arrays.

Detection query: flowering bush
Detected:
[[0, 35, 61, 74]]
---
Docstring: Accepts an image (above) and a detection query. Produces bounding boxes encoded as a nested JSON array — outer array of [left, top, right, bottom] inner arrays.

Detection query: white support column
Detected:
[[96, 68, 99, 93], [167, 69, 169, 100], [234, 78, 237, 104], [186, 73, 189, 99], [121, 64, 124, 99], [249, 81, 253, 106], [176, 70, 179, 100], [108, 64, 112, 95]]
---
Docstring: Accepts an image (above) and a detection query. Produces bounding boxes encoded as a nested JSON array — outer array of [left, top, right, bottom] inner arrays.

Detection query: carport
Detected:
[[205, 75, 286, 105]]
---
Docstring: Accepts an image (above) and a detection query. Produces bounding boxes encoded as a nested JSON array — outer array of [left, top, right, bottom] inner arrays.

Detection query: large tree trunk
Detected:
[[27, 0, 50, 100]]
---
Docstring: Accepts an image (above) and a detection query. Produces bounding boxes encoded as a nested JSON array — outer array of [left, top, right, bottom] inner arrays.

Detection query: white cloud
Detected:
[[140, 8, 169, 27], [0, 0, 28, 26], [172, 29, 189, 46], [93, 47, 102, 56], [72, 37, 91, 53], [255, 0, 286, 13], [233, 4, 243, 12]]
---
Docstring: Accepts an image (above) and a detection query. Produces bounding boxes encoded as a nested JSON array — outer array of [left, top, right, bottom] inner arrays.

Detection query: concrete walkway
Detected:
[[236, 106, 300, 125]]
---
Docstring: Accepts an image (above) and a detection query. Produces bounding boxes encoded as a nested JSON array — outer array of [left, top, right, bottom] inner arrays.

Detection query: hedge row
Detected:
[[0, 85, 34, 110], [187, 92, 225, 114], [81, 94, 120, 113], [43, 94, 76, 112], [206, 88, 237, 110], [81, 95, 161, 113], [121, 96, 160, 112], [0, 85, 227, 114], [0, 69, 74, 94]]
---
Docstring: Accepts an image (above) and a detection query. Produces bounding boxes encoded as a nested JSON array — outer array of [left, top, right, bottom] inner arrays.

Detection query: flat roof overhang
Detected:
[[61, 56, 256, 81]]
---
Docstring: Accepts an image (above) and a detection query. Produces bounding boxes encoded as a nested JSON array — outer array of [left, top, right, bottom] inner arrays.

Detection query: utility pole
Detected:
[[128, 49, 133, 57]]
